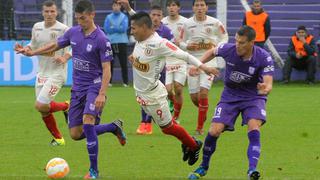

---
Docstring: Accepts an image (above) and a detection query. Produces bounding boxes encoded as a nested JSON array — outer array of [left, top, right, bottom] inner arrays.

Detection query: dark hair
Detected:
[[150, 5, 162, 11], [253, 0, 262, 4], [166, 0, 180, 7], [192, 0, 208, 6], [130, 11, 153, 29], [237, 26, 256, 41], [297, 25, 307, 32], [75, 0, 95, 13], [43, 0, 56, 7]]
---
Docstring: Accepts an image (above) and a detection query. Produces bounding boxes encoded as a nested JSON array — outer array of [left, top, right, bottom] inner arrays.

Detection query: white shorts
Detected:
[[35, 75, 65, 104], [187, 66, 214, 94], [165, 64, 187, 86], [136, 82, 172, 127]]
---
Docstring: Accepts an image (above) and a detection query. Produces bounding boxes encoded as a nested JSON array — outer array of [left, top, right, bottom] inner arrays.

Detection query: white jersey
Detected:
[[29, 21, 69, 79], [132, 32, 201, 93], [180, 15, 228, 65], [162, 15, 188, 66]]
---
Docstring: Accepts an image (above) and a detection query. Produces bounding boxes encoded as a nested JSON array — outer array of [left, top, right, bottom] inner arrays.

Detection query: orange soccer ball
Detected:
[[45, 157, 70, 179]]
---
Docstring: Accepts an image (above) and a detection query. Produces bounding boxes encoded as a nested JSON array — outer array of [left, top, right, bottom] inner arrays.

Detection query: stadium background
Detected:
[[0, 0, 320, 85]]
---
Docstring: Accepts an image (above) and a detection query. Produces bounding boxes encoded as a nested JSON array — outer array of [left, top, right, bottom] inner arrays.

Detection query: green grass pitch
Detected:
[[1, 82, 319, 179]]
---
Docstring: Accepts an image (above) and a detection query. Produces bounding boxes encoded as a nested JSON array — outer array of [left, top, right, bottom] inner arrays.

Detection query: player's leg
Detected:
[[117, 43, 129, 86], [166, 71, 175, 114], [196, 73, 214, 135], [35, 77, 67, 145], [188, 102, 240, 179], [172, 67, 187, 122], [143, 94, 202, 166], [187, 73, 200, 107], [241, 99, 266, 180], [82, 114, 99, 179]]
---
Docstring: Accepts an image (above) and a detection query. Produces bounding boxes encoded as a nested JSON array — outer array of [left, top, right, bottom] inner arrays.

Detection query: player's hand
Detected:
[[54, 56, 68, 64], [14, 42, 29, 54], [23, 49, 35, 56], [174, 38, 182, 46], [94, 94, 106, 111], [128, 54, 134, 63], [187, 43, 199, 51], [199, 65, 220, 77], [117, 0, 130, 10], [296, 53, 302, 59], [257, 82, 271, 95], [188, 66, 200, 76]]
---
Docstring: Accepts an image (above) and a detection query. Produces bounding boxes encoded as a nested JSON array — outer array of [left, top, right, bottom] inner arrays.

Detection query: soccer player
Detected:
[[162, 0, 188, 123], [14, 0, 70, 146], [15, 1, 126, 179], [188, 26, 274, 180], [119, 0, 175, 135], [179, 0, 228, 135], [129, 11, 220, 167]]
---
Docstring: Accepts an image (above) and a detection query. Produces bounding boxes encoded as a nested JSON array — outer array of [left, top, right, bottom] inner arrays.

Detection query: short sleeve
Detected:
[[216, 43, 231, 58], [57, 28, 71, 48], [99, 36, 113, 63]]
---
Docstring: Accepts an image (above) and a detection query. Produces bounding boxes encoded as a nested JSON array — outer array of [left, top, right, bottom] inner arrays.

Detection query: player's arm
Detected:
[[24, 41, 61, 57], [95, 62, 111, 111], [199, 47, 217, 64], [257, 75, 273, 95], [162, 40, 219, 76], [118, 0, 136, 16], [54, 50, 72, 64]]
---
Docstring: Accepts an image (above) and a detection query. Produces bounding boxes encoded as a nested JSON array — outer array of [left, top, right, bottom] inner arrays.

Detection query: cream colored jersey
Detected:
[[132, 32, 202, 94], [162, 15, 188, 65], [180, 15, 228, 60], [29, 21, 69, 79]]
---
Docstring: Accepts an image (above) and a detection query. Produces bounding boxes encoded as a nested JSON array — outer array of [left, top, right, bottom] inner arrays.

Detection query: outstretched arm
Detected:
[[95, 62, 111, 111], [199, 47, 217, 64]]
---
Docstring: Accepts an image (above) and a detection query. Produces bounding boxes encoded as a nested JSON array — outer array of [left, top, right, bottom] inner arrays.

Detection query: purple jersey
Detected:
[[57, 25, 113, 91], [156, 23, 174, 41], [216, 43, 274, 102]]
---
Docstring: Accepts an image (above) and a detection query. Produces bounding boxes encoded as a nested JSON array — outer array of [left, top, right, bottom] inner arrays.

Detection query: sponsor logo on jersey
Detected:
[[263, 65, 274, 73], [132, 57, 150, 72], [73, 58, 89, 72], [86, 44, 92, 52], [165, 42, 177, 51], [229, 71, 252, 83]]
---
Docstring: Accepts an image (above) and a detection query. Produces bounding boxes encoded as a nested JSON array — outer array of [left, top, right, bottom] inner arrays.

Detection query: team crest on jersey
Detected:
[[50, 32, 57, 40], [144, 47, 153, 56], [206, 28, 212, 34], [86, 44, 92, 52], [248, 67, 255, 75]]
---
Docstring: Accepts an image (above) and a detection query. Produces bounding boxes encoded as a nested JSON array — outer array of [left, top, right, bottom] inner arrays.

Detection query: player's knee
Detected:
[[69, 130, 83, 140], [35, 102, 50, 113], [208, 129, 221, 137]]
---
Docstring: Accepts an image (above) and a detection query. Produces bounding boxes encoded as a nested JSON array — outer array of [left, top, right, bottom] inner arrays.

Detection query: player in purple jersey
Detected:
[[188, 26, 274, 180], [17, 1, 126, 179]]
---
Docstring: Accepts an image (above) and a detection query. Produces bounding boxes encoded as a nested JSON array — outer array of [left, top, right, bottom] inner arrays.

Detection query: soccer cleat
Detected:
[[188, 166, 207, 179], [188, 138, 203, 166], [195, 129, 204, 136], [112, 119, 127, 146], [84, 168, 99, 179], [50, 137, 65, 146], [63, 101, 70, 124], [145, 123, 153, 135], [136, 122, 146, 135], [181, 144, 189, 161], [248, 169, 260, 180]]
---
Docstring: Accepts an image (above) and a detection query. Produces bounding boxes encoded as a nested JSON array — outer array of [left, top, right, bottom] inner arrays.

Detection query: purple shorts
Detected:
[[68, 88, 102, 128], [211, 98, 267, 131]]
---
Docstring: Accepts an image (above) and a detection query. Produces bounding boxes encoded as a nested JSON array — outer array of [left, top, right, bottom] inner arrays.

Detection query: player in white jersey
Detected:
[[14, 0, 71, 146], [179, 0, 228, 135], [129, 11, 220, 167], [162, 0, 188, 123]]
